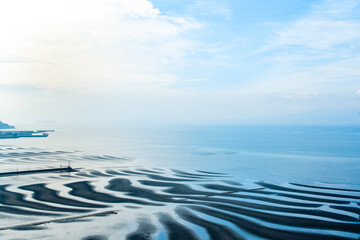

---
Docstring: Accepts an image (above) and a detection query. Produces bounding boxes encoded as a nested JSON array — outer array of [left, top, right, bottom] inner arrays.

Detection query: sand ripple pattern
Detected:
[[0, 146, 359, 239]]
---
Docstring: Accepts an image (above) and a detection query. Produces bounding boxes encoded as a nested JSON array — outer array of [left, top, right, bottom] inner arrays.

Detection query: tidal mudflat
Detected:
[[0, 145, 359, 240]]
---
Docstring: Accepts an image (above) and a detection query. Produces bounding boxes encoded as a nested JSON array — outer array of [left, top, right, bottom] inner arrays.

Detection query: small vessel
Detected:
[[0, 130, 54, 139]]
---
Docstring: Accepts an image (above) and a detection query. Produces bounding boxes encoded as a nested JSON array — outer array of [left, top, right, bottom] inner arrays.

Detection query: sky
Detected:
[[1, 0, 360, 125]]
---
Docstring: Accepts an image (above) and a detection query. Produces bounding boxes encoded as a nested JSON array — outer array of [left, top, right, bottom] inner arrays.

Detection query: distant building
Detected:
[[0, 130, 54, 138]]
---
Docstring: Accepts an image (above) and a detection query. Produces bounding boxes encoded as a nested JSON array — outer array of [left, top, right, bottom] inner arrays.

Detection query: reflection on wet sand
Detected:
[[0, 146, 359, 240]]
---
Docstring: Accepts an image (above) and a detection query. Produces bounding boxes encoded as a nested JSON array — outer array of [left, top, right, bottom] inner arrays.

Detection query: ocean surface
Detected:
[[9, 124, 360, 186], [1, 124, 360, 240]]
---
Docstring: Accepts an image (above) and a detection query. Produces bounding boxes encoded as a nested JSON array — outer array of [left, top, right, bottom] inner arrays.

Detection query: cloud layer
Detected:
[[0, 0, 200, 90], [1, 0, 360, 124]]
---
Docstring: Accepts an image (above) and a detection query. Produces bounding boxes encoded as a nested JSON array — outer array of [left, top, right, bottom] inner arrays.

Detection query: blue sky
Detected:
[[1, 0, 360, 125]]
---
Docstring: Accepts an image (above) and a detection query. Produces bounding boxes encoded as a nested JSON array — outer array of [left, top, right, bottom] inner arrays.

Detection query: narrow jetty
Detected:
[[0, 167, 77, 177]]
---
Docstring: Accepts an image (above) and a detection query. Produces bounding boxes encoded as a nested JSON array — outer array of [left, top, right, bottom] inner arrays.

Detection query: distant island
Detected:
[[0, 121, 15, 129]]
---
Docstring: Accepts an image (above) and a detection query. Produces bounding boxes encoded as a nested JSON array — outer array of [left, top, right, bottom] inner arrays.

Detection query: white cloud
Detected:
[[184, 78, 209, 82], [0, 0, 201, 90], [1, 0, 359, 125], [274, 19, 360, 50], [312, 0, 360, 18], [283, 92, 319, 100], [187, 0, 232, 19], [256, 0, 360, 54], [249, 0, 360, 96]]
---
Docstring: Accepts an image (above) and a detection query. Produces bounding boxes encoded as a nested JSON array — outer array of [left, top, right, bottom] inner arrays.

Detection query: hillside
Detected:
[[0, 121, 15, 129]]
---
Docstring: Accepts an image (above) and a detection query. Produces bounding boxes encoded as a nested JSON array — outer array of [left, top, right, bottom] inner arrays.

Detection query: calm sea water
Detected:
[[7, 124, 360, 188]]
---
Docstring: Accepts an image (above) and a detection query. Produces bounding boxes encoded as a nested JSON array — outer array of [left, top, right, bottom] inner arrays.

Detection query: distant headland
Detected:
[[0, 121, 15, 129]]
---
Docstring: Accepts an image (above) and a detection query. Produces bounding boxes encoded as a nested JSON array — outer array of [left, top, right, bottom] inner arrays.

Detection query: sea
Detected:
[[1, 124, 360, 239], [8, 124, 360, 187]]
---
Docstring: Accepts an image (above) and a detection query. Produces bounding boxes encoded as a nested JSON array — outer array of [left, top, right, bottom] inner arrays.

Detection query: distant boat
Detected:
[[0, 130, 54, 139]]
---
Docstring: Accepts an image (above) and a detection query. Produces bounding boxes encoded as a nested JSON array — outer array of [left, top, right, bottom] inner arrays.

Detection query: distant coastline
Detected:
[[0, 121, 54, 138], [0, 121, 15, 129]]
